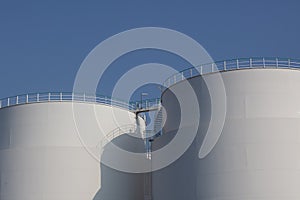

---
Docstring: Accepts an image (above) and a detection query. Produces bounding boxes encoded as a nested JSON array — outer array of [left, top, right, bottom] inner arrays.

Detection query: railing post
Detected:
[[190, 68, 193, 77], [0, 100, 2, 108], [250, 58, 253, 68], [48, 93, 51, 101], [26, 94, 28, 103], [224, 60, 226, 71], [211, 63, 214, 72], [236, 59, 239, 69], [83, 93, 86, 102], [7, 98, 10, 106], [263, 58, 266, 68], [181, 72, 184, 80], [37, 93, 39, 102], [16, 96, 19, 104], [129, 103, 132, 110], [60, 92, 62, 101], [276, 58, 279, 68], [173, 75, 176, 84], [288, 59, 291, 68], [200, 66, 203, 75]]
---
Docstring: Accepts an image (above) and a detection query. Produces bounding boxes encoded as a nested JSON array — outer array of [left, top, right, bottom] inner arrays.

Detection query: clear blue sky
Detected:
[[1, 0, 300, 100]]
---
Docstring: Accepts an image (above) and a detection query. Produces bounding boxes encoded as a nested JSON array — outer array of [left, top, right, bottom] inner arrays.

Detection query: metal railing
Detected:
[[96, 123, 158, 153], [163, 57, 300, 88], [131, 98, 161, 110], [0, 92, 161, 111], [3, 58, 294, 110], [96, 124, 140, 150]]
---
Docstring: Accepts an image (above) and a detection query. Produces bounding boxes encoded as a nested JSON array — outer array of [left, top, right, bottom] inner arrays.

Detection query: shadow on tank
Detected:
[[93, 133, 148, 200], [151, 75, 211, 200]]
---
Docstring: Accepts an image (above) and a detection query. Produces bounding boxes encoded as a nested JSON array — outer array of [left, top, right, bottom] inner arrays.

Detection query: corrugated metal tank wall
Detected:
[[0, 102, 145, 200], [153, 69, 300, 199]]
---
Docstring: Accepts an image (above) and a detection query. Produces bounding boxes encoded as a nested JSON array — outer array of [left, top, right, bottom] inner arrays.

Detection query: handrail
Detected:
[[163, 57, 300, 88], [2, 58, 295, 111], [96, 124, 140, 150], [131, 98, 161, 110], [0, 92, 161, 111]]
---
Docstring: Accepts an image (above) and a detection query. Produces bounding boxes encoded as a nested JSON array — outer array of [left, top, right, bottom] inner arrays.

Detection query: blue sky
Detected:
[[1, 0, 300, 100]]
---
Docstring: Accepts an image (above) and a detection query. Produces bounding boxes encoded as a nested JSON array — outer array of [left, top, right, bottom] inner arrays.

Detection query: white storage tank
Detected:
[[0, 93, 145, 200], [152, 58, 300, 199]]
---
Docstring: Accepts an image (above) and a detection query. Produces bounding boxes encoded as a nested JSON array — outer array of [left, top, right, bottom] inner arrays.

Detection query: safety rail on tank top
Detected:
[[0, 92, 162, 112], [163, 57, 300, 88], [132, 98, 161, 114]]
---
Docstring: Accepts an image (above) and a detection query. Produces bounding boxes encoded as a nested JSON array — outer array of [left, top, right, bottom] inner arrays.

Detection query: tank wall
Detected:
[[152, 73, 210, 200], [0, 102, 145, 200], [94, 134, 147, 200], [153, 69, 300, 199]]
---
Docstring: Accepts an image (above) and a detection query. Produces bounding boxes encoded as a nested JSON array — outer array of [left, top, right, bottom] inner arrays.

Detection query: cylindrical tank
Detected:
[[0, 99, 145, 200], [153, 67, 300, 199]]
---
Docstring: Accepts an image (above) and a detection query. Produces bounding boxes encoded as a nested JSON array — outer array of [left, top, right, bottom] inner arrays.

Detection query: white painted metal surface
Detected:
[[0, 92, 161, 112], [163, 57, 300, 88], [0, 101, 145, 200], [153, 68, 300, 199]]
